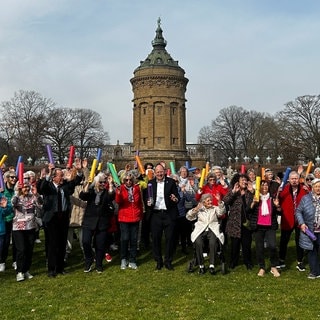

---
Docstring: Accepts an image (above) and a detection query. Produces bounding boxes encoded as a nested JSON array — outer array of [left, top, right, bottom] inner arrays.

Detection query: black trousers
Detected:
[[45, 212, 69, 273], [230, 226, 252, 267], [254, 228, 278, 269], [279, 226, 304, 262], [151, 210, 176, 264], [13, 229, 35, 273]]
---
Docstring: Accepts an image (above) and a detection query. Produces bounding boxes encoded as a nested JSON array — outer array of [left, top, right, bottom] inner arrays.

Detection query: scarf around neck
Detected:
[[260, 193, 270, 216]]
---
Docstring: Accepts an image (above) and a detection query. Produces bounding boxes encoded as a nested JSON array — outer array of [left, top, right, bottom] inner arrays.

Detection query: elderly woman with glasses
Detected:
[[195, 173, 228, 205], [115, 173, 143, 270], [12, 181, 43, 281], [79, 173, 115, 273], [186, 193, 226, 275]]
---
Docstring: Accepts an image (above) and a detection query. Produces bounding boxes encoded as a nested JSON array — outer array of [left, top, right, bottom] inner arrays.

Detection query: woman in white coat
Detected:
[[186, 193, 225, 275]]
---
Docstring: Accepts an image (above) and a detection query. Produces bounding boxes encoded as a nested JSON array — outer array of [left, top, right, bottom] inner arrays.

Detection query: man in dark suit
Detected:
[[148, 163, 180, 270], [38, 162, 83, 277]]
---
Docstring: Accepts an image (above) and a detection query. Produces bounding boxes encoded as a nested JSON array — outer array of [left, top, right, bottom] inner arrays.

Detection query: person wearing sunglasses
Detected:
[[305, 173, 315, 191], [79, 172, 115, 274], [0, 171, 17, 273], [115, 173, 143, 270]]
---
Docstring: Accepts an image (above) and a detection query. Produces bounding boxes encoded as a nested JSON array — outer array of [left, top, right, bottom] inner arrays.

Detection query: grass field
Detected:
[[0, 230, 318, 320]]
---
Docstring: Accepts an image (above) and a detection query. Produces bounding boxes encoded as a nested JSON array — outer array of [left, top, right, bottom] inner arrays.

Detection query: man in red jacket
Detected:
[[278, 171, 309, 271]]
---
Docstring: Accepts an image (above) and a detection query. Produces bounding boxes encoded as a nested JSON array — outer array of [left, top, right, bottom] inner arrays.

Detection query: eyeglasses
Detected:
[[24, 177, 30, 180], [208, 178, 216, 181], [306, 178, 314, 181], [10, 176, 16, 179], [125, 179, 132, 182], [98, 181, 105, 184]]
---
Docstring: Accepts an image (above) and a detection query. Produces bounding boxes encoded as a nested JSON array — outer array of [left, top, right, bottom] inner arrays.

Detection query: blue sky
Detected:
[[0, 0, 319, 144]]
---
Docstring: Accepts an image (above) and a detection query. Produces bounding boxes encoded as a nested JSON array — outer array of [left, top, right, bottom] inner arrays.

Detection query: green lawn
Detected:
[[0, 230, 318, 320]]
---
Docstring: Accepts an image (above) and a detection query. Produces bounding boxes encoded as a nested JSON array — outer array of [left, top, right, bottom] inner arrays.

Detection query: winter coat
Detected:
[[80, 187, 115, 231], [224, 189, 253, 238], [186, 202, 226, 244], [12, 194, 43, 231], [279, 183, 309, 231], [248, 197, 279, 231], [115, 184, 143, 223], [295, 193, 317, 251]]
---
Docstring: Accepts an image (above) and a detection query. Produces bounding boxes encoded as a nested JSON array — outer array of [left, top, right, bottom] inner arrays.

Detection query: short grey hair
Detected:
[[200, 193, 213, 203]]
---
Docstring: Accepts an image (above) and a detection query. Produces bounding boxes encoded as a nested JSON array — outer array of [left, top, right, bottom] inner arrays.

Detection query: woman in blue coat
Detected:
[[295, 178, 320, 279]]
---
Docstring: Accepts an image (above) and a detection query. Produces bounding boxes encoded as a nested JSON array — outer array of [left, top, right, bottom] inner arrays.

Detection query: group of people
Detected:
[[1, 157, 320, 281]]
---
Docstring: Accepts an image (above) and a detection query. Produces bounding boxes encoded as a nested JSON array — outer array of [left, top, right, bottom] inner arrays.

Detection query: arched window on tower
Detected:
[[143, 108, 146, 115]]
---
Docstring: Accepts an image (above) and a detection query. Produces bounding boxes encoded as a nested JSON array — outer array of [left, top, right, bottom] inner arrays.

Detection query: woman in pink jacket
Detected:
[[115, 172, 143, 270]]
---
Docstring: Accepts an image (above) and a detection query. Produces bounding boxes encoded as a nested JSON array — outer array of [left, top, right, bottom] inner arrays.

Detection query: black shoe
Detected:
[[156, 262, 163, 270], [48, 271, 56, 278], [209, 267, 216, 275], [246, 263, 253, 270], [229, 262, 236, 269], [199, 267, 206, 275], [165, 263, 174, 271]]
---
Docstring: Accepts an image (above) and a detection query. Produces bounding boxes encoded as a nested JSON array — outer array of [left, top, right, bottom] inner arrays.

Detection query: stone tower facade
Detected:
[[130, 19, 190, 167]]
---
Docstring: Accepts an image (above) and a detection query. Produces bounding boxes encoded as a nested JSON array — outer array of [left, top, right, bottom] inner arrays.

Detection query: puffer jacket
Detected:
[[115, 184, 143, 223], [295, 193, 316, 251]]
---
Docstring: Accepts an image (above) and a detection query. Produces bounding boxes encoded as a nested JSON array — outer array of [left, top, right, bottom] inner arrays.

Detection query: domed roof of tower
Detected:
[[135, 18, 183, 71]]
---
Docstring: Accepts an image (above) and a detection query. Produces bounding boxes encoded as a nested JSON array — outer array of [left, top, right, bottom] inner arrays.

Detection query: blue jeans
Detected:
[[119, 222, 139, 263], [308, 233, 320, 276]]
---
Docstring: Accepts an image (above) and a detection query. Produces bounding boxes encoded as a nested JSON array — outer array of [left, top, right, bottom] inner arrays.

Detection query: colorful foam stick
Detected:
[[0, 172, 4, 189], [305, 161, 313, 176], [241, 164, 246, 174], [46, 144, 54, 164], [146, 169, 154, 180], [185, 161, 189, 169], [205, 162, 210, 177], [67, 145, 75, 168], [108, 162, 121, 185], [147, 183, 153, 199], [199, 168, 206, 189], [169, 161, 176, 175], [255, 176, 261, 199], [135, 155, 145, 175], [261, 167, 265, 180], [96, 148, 102, 163], [280, 167, 292, 189], [15, 156, 23, 176], [147, 183, 154, 205], [89, 159, 98, 183], [167, 169, 171, 177], [18, 162, 24, 185], [97, 162, 103, 172], [0, 154, 8, 167]]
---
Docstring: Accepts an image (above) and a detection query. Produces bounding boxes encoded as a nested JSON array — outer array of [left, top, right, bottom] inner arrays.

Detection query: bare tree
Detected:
[[0, 90, 55, 164], [44, 108, 78, 164], [276, 95, 320, 162], [71, 108, 110, 159]]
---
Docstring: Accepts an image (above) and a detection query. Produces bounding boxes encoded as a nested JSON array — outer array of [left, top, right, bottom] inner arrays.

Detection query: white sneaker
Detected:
[[128, 262, 138, 270], [24, 271, 34, 279], [110, 243, 119, 251], [120, 259, 127, 270], [16, 272, 25, 282], [12, 262, 17, 270], [0, 263, 5, 272]]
